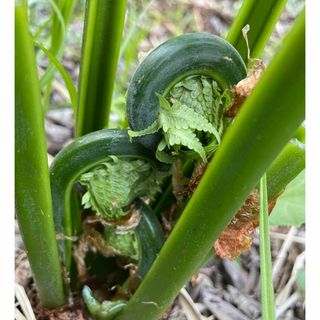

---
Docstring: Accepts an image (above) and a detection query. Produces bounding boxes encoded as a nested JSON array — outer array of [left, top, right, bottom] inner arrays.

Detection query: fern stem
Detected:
[[15, 1, 65, 308], [259, 174, 276, 320], [76, 0, 127, 136], [227, 0, 288, 63]]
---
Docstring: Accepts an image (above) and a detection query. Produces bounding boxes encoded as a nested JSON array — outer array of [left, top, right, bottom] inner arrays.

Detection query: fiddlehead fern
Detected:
[[78, 156, 164, 221], [82, 285, 127, 320], [50, 129, 167, 318], [127, 32, 247, 161], [50, 129, 166, 271]]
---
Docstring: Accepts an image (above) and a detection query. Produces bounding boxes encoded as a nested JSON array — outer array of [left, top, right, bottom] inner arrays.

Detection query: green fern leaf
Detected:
[[128, 120, 160, 138], [164, 128, 206, 161], [128, 75, 232, 163], [158, 99, 220, 143], [155, 139, 175, 164], [79, 157, 165, 220]]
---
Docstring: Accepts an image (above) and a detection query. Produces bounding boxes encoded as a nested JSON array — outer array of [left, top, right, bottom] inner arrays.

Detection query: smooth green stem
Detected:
[[116, 10, 304, 320], [76, 0, 127, 136], [259, 174, 276, 320], [34, 41, 77, 110], [152, 132, 305, 293], [227, 0, 288, 63], [32, 17, 52, 39], [15, 1, 65, 308]]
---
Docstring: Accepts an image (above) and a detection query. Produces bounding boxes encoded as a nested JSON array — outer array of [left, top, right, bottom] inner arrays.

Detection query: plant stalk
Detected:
[[259, 174, 276, 320], [15, 1, 65, 308], [76, 0, 127, 136], [227, 0, 288, 63]]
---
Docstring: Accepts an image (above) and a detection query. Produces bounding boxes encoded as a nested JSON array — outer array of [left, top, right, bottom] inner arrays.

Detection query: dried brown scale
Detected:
[[167, 159, 263, 260], [268, 194, 281, 213], [175, 162, 209, 197], [122, 263, 143, 296], [225, 58, 265, 117], [214, 191, 260, 260], [164, 163, 264, 260], [213, 191, 282, 260], [172, 159, 190, 199], [83, 208, 141, 231], [73, 226, 122, 282]]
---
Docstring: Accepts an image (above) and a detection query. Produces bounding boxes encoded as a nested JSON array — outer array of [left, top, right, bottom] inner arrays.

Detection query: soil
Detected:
[[15, 220, 305, 319]]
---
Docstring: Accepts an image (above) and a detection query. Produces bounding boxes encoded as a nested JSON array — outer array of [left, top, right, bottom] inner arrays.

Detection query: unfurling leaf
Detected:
[[128, 76, 232, 163], [165, 128, 206, 161], [159, 100, 220, 142], [79, 156, 165, 220], [128, 120, 160, 138]]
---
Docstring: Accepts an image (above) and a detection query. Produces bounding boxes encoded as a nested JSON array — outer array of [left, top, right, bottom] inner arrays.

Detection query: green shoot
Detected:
[[227, 0, 288, 63], [34, 41, 77, 110], [76, 0, 127, 136], [15, 0, 65, 307], [259, 174, 276, 320]]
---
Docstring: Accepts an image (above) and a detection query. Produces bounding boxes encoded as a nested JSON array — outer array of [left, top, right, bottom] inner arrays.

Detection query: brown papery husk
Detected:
[[225, 58, 265, 117]]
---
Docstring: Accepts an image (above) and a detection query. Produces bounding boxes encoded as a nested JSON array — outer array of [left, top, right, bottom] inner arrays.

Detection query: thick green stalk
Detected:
[[76, 0, 127, 136], [259, 174, 276, 320], [116, 10, 304, 320], [15, 1, 65, 308], [154, 127, 305, 276], [226, 0, 287, 62]]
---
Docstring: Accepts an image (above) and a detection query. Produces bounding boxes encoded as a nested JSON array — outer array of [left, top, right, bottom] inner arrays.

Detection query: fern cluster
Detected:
[[129, 76, 232, 163], [79, 156, 164, 221]]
